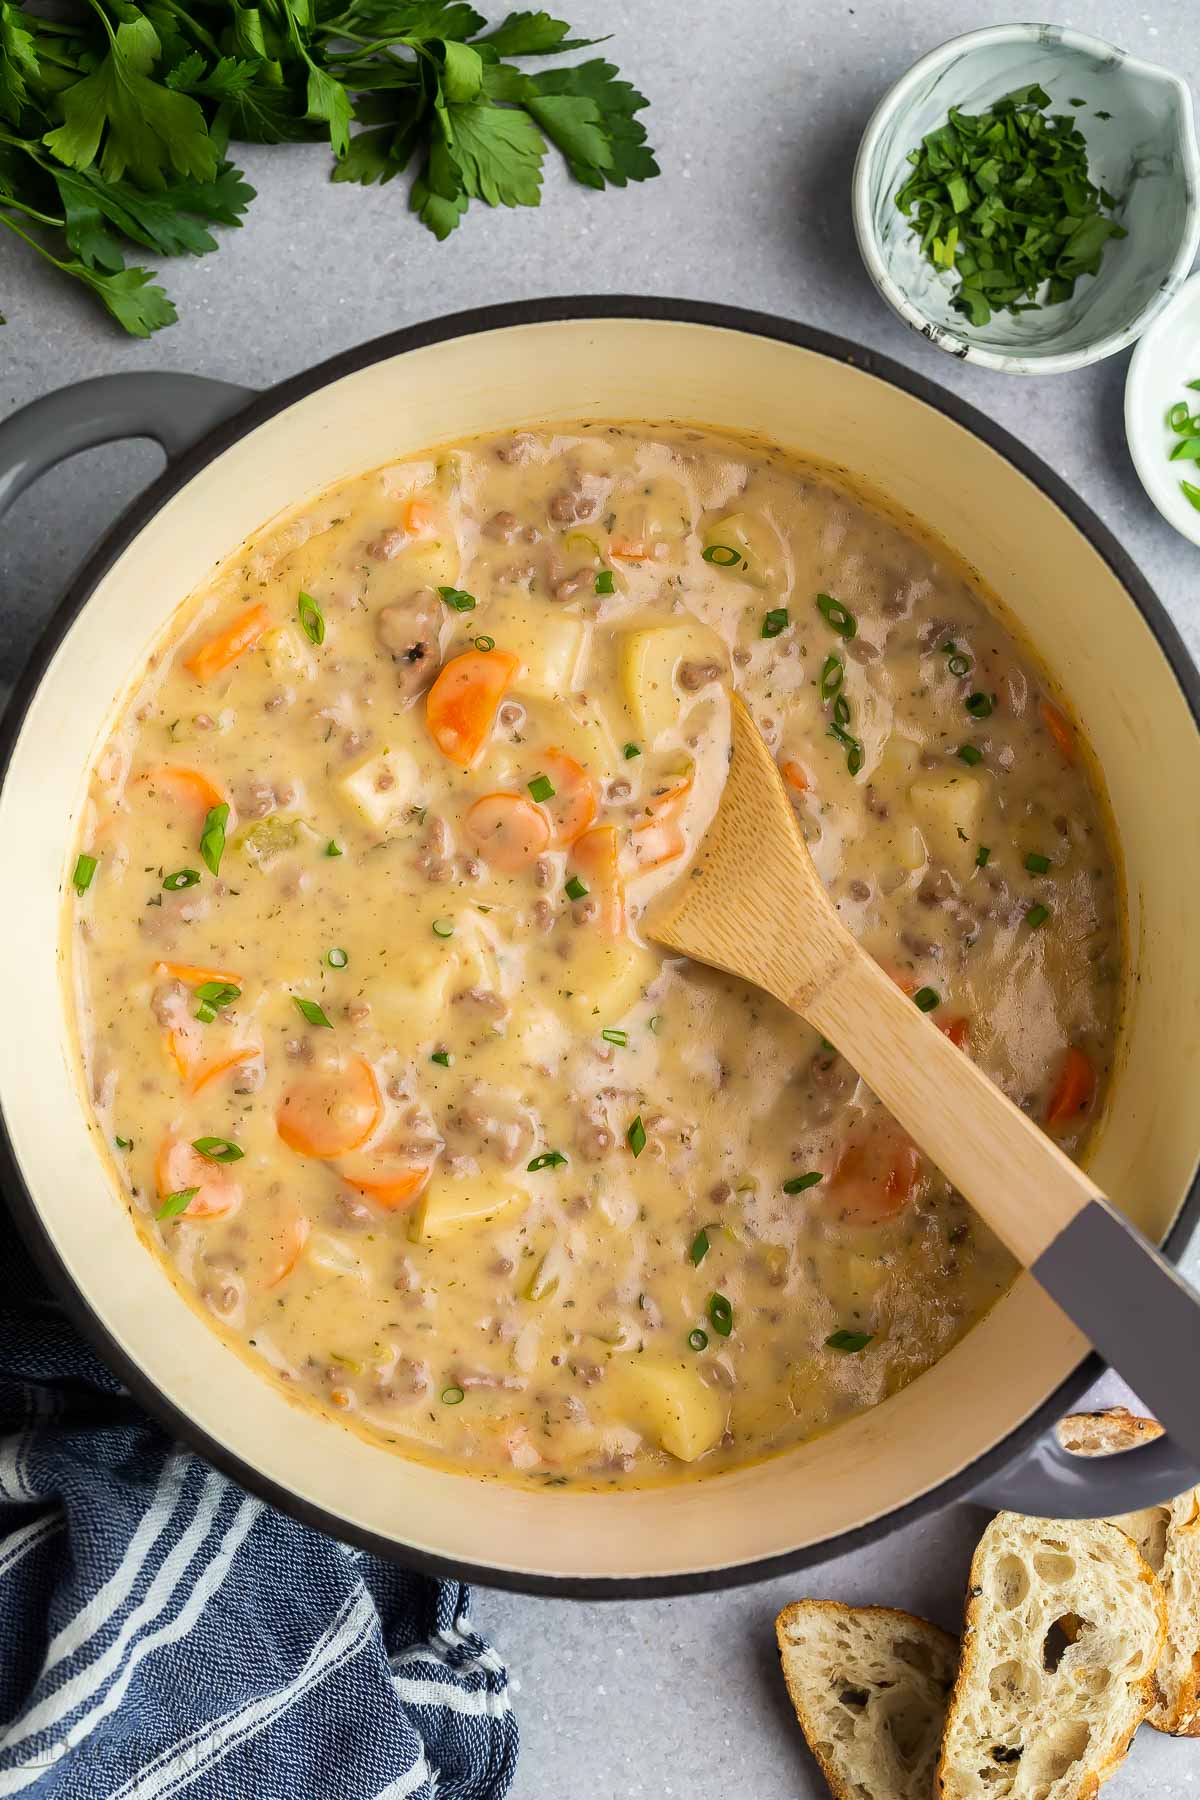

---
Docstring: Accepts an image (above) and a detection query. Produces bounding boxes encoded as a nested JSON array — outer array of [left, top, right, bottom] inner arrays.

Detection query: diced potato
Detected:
[[411, 1172, 527, 1242], [260, 625, 314, 683], [908, 771, 985, 874], [485, 596, 587, 698], [618, 1359, 727, 1462], [621, 620, 729, 745], [703, 509, 784, 589], [340, 748, 421, 833], [874, 734, 923, 784], [510, 695, 618, 782], [397, 534, 461, 593], [555, 934, 657, 1022]]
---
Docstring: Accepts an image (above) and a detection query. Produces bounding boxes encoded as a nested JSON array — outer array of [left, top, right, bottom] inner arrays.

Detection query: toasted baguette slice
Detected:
[[1060, 1406, 1200, 1735], [776, 1599, 957, 1800], [936, 1512, 1166, 1800], [1057, 1407, 1164, 1458]]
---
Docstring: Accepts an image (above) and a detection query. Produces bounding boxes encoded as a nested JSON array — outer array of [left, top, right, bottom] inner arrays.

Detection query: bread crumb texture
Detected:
[[936, 1512, 1167, 1800]]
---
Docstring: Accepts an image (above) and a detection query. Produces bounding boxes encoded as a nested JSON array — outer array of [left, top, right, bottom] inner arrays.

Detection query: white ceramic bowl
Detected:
[[1126, 269, 1200, 545], [853, 24, 1200, 374]]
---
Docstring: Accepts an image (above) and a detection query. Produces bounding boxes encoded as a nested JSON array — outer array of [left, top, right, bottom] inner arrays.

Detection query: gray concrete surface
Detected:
[[2, 2, 1199, 1793]]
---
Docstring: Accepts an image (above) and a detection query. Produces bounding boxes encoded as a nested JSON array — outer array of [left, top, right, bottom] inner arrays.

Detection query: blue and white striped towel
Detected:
[[0, 1205, 519, 1798]]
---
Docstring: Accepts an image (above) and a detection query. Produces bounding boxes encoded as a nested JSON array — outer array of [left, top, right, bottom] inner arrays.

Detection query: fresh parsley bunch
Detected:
[[0, 1, 657, 336]]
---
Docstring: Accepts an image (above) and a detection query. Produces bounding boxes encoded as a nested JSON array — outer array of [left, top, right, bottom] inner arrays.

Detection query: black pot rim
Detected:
[[3, 294, 1199, 1600]]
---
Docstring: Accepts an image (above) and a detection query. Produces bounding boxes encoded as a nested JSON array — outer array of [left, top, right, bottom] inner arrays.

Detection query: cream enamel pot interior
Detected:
[[2, 299, 1199, 1597]]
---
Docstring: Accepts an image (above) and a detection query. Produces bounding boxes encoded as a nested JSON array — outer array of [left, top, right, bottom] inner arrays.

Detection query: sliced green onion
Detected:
[[595, 570, 615, 595], [1024, 852, 1051, 874], [762, 608, 789, 639], [707, 1292, 733, 1336], [528, 773, 556, 804], [194, 980, 240, 1009], [601, 1027, 627, 1047], [833, 694, 850, 726], [72, 853, 97, 896], [527, 1150, 568, 1171], [441, 1385, 465, 1405], [958, 744, 983, 766], [1182, 479, 1200, 513], [846, 743, 863, 776], [199, 802, 229, 878], [438, 586, 476, 612], [944, 641, 972, 677], [163, 868, 201, 891], [627, 1115, 647, 1158], [688, 1328, 708, 1351], [156, 1188, 197, 1221], [430, 1050, 452, 1068], [976, 845, 991, 868], [565, 875, 589, 902], [783, 1171, 822, 1194], [826, 1329, 873, 1353], [702, 544, 741, 567], [816, 592, 857, 638], [1170, 438, 1200, 463], [473, 634, 496, 652], [965, 692, 993, 719], [292, 996, 332, 1028], [622, 742, 641, 760], [913, 986, 941, 1013], [432, 918, 454, 939], [1169, 401, 1192, 432], [1026, 903, 1050, 928], [297, 589, 325, 645], [325, 840, 342, 858], [819, 655, 843, 700], [192, 1136, 244, 1163], [115, 1135, 132, 1151], [326, 946, 349, 968], [648, 1014, 663, 1035], [194, 1002, 217, 1024], [689, 1228, 710, 1266]]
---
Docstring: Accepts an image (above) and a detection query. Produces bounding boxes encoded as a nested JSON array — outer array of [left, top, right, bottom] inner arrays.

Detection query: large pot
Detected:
[[2, 299, 1199, 1597]]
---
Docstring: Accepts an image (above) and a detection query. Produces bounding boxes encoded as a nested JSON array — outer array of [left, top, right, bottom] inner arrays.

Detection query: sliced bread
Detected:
[[776, 1598, 957, 1800], [936, 1512, 1166, 1800], [1060, 1405, 1200, 1735], [1057, 1407, 1164, 1458]]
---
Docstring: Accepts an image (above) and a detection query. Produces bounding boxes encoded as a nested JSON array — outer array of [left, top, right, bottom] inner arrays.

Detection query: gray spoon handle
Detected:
[[1034, 1196, 1200, 1465]]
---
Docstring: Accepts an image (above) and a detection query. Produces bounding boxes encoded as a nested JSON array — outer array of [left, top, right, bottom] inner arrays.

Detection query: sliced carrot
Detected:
[[828, 1131, 922, 1226], [276, 1056, 383, 1159], [780, 759, 810, 795], [1045, 1046, 1096, 1130], [166, 1021, 262, 1096], [140, 765, 231, 818], [404, 496, 438, 538], [155, 1138, 242, 1221], [426, 648, 520, 769], [464, 793, 551, 873], [940, 1015, 970, 1050], [631, 770, 693, 871], [184, 603, 271, 684], [154, 961, 242, 990], [337, 1153, 430, 1211], [610, 536, 650, 560], [1039, 699, 1076, 764], [539, 748, 598, 847], [571, 825, 626, 934], [263, 1208, 311, 1288]]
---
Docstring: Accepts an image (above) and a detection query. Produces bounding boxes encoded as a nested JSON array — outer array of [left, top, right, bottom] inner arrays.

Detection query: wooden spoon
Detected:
[[647, 692, 1200, 1460]]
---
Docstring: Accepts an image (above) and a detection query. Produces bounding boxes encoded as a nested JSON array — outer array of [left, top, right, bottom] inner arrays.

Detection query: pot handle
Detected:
[[0, 373, 253, 519], [972, 1421, 1200, 1518]]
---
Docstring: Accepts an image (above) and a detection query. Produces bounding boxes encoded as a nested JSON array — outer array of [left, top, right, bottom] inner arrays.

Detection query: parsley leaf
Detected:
[[0, 2, 39, 125], [43, 14, 217, 187], [477, 11, 603, 56]]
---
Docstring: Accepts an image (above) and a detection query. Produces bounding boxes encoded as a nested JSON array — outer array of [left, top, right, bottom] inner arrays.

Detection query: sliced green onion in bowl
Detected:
[[72, 853, 97, 896]]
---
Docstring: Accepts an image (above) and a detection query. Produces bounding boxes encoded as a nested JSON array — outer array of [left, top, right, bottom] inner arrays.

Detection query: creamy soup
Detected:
[[67, 423, 1121, 1487]]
